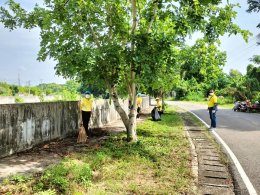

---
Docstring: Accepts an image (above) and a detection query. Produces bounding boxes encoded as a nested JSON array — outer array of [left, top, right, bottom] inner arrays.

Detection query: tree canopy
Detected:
[[0, 0, 251, 141]]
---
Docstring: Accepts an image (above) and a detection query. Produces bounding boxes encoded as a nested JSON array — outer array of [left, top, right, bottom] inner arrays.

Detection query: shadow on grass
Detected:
[[89, 135, 159, 164], [145, 112, 183, 130], [84, 111, 185, 167]]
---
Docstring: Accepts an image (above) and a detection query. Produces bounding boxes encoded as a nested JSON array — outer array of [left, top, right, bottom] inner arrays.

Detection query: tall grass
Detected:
[[0, 107, 196, 195]]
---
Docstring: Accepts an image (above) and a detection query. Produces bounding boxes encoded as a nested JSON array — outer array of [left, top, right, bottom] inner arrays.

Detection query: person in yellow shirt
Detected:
[[207, 89, 218, 130], [156, 97, 163, 116], [136, 94, 142, 118], [80, 91, 93, 135]]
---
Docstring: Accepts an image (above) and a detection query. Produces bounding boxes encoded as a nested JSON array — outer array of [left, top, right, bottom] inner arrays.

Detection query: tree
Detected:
[[176, 39, 227, 96], [250, 55, 260, 64], [0, 0, 250, 142], [184, 40, 226, 81], [229, 69, 244, 88], [244, 64, 260, 100], [0, 82, 12, 96], [9, 84, 19, 96], [247, 0, 260, 28]]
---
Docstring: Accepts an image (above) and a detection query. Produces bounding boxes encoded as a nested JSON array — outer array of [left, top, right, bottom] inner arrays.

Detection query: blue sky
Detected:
[[0, 0, 259, 86], [219, 0, 260, 74]]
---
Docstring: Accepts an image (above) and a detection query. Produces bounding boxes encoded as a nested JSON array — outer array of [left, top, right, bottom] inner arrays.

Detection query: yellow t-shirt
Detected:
[[207, 94, 217, 108], [80, 98, 92, 111], [156, 100, 162, 111], [137, 97, 142, 107]]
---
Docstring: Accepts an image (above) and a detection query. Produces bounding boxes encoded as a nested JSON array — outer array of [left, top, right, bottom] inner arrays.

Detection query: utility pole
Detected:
[[18, 73, 20, 86]]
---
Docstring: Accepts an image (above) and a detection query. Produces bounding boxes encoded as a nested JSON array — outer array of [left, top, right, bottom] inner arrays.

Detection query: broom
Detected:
[[77, 106, 87, 143]]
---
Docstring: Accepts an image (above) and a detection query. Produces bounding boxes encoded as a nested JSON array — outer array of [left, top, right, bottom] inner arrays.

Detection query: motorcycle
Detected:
[[233, 101, 248, 112], [247, 101, 260, 112]]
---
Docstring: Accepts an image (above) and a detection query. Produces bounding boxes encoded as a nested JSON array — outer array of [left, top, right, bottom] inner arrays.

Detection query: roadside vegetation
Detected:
[[0, 107, 196, 195], [0, 80, 109, 101], [173, 65, 260, 104]]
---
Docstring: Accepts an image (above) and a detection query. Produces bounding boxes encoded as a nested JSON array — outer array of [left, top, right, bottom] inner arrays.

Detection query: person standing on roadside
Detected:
[[79, 91, 93, 135], [207, 89, 218, 130]]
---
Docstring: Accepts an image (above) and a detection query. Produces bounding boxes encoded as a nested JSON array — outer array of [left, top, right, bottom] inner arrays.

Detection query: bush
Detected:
[[8, 174, 31, 184], [34, 189, 56, 195], [34, 159, 92, 194], [217, 96, 233, 105], [15, 96, 24, 103], [185, 91, 205, 102], [39, 164, 69, 193]]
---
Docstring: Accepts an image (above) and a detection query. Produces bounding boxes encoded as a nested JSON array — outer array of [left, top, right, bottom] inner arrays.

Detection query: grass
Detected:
[[0, 107, 196, 195], [218, 103, 234, 109], [179, 100, 234, 109]]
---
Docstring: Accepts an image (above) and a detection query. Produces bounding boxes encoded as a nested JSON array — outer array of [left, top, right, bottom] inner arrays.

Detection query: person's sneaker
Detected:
[[209, 127, 216, 131]]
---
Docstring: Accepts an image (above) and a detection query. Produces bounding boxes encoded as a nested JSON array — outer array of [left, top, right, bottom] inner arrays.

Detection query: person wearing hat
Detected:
[[136, 93, 142, 118], [155, 97, 163, 116], [207, 89, 218, 131], [79, 91, 93, 135]]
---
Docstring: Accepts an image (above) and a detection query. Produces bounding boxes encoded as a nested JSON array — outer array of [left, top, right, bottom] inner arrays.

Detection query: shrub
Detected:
[[217, 96, 233, 105], [34, 189, 56, 195], [34, 159, 92, 194], [15, 96, 24, 103], [8, 174, 31, 184], [185, 91, 205, 102]]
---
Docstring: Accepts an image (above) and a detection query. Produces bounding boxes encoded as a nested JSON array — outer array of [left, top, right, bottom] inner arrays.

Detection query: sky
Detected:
[[218, 0, 260, 74], [0, 0, 259, 86]]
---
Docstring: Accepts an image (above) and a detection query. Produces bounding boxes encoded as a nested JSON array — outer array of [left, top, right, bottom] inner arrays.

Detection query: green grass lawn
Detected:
[[0, 107, 196, 195], [179, 100, 234, 109]]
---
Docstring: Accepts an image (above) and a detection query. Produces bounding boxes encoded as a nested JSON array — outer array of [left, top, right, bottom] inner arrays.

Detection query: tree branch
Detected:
[[131, 0, 137, 35], [147, 0, 158, 33], [87, 21, 101, 48]]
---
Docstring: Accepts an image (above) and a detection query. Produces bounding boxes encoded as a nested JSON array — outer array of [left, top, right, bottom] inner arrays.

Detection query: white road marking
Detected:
[[188, 110, 258, 195]]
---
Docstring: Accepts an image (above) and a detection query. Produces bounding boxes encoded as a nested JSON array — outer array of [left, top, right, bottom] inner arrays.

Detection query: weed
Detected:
[[8, 174, 31, 184], [0, 106, 195, 194], [34, 189, 56, 195]]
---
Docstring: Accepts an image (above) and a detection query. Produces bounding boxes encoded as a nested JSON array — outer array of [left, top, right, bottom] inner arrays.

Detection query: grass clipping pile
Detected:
[[0, 108, 196, 194]]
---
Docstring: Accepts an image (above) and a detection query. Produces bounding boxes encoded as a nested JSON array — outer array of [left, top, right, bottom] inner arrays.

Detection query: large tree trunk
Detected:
[[162, 89, 165, 110], [110, 85, 137, 142], [110, 86, 129, 130], [127, 71, 137, 142], [123, 0, 137, 142]]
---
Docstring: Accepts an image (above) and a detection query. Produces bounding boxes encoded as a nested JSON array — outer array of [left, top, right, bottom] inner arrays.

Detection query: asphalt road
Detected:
[[168, 101, 260, 194]]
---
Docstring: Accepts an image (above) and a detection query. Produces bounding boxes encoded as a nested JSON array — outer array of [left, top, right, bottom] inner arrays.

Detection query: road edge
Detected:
[[187, 109, 257, 195]]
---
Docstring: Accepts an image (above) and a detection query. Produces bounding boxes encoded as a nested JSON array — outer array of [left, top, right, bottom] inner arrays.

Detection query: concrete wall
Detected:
[[0, 96, 15, 104], [0, 101, 79, 158], [141, 96, 149, 109], [90, 99, 129, 128], [0, 97, 149, 158]]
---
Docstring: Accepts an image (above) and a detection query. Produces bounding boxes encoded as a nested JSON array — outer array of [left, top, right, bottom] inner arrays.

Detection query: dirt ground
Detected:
[[0, 112, 150, 182], [0, 121, 123, 181]]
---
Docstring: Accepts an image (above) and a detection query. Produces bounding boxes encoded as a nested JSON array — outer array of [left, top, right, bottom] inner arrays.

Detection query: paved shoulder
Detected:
[[178, 107, 234, 194]]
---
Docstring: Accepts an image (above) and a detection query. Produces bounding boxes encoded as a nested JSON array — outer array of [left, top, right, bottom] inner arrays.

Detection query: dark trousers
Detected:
[[82, 111, 91, 135], [208, 107, 216, 128], [137, 107, 141, 118]]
